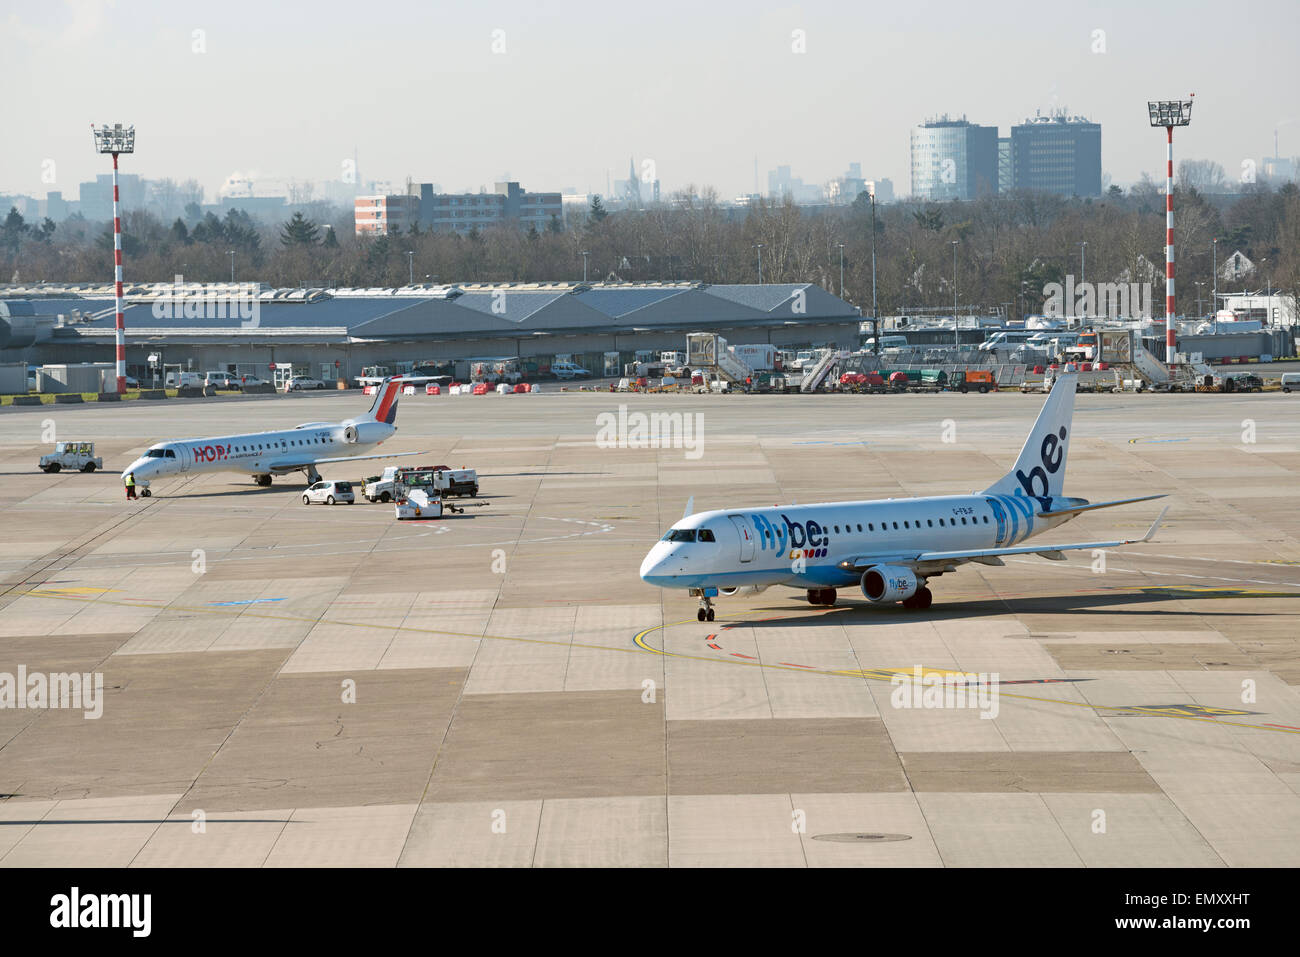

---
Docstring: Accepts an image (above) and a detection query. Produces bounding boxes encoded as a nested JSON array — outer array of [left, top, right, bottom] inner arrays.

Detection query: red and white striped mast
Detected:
[[1148, 97, 1193, 366], [92, 123, 136, 394]]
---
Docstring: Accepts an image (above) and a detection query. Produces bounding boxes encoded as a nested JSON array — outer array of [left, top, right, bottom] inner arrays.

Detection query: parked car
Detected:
[[302, 480, 355, 505], [237, 374, 269, 387], [204, 371, 239, 389], [285, 377, 327, 392], [550, 361, 591, 380], [1281, 372, 1300, 393]]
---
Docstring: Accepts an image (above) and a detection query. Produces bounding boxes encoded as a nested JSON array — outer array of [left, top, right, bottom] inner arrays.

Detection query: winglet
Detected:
[[683, 496, 694, 520], [1142, 506, 1169, 542]]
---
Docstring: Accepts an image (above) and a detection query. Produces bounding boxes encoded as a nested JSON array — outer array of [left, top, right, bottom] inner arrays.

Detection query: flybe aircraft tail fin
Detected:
[[364, 377, 403, 425], [983, 372, 1077, 500]]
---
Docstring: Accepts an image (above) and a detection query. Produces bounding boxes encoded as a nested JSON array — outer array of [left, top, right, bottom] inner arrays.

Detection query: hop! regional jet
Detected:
[[640, 372, 1169, 621], [121, 377, 418, 495]]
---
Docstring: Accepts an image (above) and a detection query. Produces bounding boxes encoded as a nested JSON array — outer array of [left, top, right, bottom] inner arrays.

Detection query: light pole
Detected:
[[869, 182, 878, 338], [92, 123, 135, 394], [1195, 281, 1205, 318], [581, 250, 589, 283], [951, 240, 960, 348], [406, 251, 414, 285], [228, 249, 235, 283], [1149, 96, 1195, 364], [837, 243, 845, 298], [1076, 240, 1086, 323], [1212, 237, 1219, 334], [754, 243, 764, 284]]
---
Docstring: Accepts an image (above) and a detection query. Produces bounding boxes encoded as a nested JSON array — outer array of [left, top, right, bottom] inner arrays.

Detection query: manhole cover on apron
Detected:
[[811, 833, 912, 844]]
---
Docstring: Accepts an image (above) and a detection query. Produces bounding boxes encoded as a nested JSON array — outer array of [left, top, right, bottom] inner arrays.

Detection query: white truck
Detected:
[[364, 464, 479, 502], [39, 441, 103, 473], [660, 351, 688, 377], [729, 343, 776, 371]]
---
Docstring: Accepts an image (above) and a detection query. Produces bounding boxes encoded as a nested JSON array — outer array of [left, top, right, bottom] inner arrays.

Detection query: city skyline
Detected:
[[4, 0, 1298, 201]]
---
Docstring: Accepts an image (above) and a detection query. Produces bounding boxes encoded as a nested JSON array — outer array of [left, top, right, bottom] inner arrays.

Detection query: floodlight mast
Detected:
[[92, 124, 136, 393], [1148, 98, 1193, 365]]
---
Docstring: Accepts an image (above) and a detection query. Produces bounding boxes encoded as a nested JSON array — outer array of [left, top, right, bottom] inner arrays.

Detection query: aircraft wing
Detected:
[[837, 508, 1167, 573], [267, 450, 426, 473]]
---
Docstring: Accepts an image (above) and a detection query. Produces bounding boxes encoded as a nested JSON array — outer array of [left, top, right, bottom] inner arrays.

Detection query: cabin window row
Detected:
[[229, 436, 336, 453], [829, 516, 991, 533]]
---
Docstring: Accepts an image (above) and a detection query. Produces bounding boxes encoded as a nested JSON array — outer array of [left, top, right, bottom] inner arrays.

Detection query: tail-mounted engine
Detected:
[[341, 421, 388, 445]]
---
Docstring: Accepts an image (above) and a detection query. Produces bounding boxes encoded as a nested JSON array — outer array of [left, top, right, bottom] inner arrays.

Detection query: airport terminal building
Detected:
[[0, 281, 862, 383]]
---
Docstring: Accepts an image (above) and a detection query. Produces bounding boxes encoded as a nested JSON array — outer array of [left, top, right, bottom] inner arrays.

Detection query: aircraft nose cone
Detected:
[[640, 542, 676, 582]]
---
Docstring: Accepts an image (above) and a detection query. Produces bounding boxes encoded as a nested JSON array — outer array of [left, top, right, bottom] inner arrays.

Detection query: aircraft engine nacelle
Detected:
[[342, 421, 388, 445], [860, 565, 920, 603], [719, 585, 768, 597]]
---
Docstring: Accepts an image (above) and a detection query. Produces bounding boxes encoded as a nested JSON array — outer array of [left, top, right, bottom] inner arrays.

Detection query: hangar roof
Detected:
[[0, 281, 860, 345]]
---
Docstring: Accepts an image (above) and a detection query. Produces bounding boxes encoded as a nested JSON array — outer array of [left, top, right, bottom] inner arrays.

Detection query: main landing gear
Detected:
[[696, 596, 715, 622], [254, 474, 272, 487], [306, 466, 322, 485], [902, 586, 934, 610], [807, 587, 837, 606]]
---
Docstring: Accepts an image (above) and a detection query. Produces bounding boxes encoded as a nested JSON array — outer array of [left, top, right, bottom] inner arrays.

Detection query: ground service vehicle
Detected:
[[365, 465, 478, 502], [955, 370, 997, 393], [839, 372, 886, 393], [40, 441, 103, 473], [1217, 372, 1263, 393]]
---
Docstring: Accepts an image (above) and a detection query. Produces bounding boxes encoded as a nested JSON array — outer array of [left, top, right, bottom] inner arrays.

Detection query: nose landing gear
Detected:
[[696, 596, 715, 622]]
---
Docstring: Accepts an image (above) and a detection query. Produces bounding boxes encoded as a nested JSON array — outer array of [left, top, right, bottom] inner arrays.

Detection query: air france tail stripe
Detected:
[[374, 383, 398, 424]]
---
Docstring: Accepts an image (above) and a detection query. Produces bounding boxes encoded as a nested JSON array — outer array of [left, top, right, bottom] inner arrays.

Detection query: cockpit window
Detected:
[[165, 449, 175, 458], [146, 449, 165, 458], [663, 529, 697, 542], [697, 528, 716, 543]]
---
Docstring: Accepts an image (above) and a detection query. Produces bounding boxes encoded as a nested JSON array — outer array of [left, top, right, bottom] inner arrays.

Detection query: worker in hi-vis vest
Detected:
[[125, 471, 137, 501]]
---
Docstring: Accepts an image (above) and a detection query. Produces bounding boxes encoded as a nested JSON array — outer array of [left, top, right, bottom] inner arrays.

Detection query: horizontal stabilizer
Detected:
[[1037, 493, 1167, 519]]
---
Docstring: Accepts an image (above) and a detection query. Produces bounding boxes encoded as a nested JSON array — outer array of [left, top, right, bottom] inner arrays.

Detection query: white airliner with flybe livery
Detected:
[[121, 377, 419, 495], [640, 372, 1168, 620]]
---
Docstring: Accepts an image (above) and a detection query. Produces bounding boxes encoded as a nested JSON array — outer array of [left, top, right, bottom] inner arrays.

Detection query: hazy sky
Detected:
[[4, 0, 1298, 201]]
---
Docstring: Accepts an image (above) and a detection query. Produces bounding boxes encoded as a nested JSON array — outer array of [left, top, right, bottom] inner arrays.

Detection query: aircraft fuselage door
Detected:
[[729, 514, 755, 563]]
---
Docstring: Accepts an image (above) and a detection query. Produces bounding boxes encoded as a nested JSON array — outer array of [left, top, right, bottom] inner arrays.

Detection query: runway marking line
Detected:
[[10, 587, 1298, 737]]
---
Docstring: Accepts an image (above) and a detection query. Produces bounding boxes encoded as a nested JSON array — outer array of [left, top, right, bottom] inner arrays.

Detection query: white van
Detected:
[[1281, 372, 1300, 393], [979, 331, 1037, 353], [165, 371, 203, 388], [864, 335, 909, 349]]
